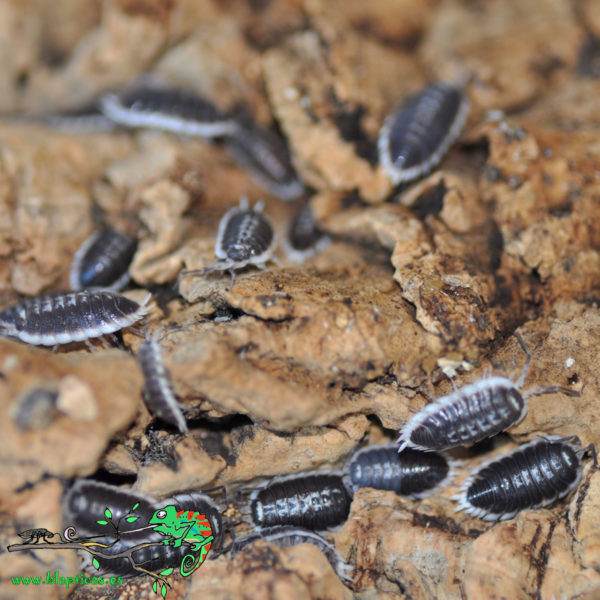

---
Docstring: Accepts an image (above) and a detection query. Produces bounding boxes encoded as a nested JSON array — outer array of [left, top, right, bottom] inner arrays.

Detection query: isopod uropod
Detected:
[[0, 290, 152, 347], [346, 444, 454, 499], [397, 332, 581, 452], [249, 473, 352, 532], [70, 228, 137, 291], [179, 197, 277, 288], [378, 81, 470, 185], [454, 435, 598, 521]]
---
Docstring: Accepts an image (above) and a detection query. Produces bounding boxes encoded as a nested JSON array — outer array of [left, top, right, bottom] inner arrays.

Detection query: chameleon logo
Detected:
[[149, 505, 214, 576], [8, 499, 215, 598]]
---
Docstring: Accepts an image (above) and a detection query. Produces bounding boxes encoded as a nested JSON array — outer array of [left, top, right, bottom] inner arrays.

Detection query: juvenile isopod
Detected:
[[249, 473, 352, 531], [70, 228, 137, 291], [137, 333, 187, 433], [99, 86, 239, 138], [282, 202, 330, 263], [179, 197, 277, 288], [225, 124, 305, 201], [454, 436, 598, 521], [378, 81, 470, 185], [228, 525, 354, 585], [397, 332, 581, 452], [346, 444, 453, 499], [0, 290, 152, 347]]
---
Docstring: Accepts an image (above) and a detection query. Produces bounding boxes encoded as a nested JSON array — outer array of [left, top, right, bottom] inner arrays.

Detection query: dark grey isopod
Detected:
[[180, 197, 277, 288], [225, 124, 305, 201], [99, 86, 238, 138], [378, 81, 470, 185], [229, 526, 353, 585], [282, 203, 330, 263], [397, 332, 581, 452], [63, 480, 223, 576], [455, 436, 597, 521], [137, 334, 187, 433], [250, 473, 352, 531], [0, 290, 152, 346], [346, 444, 453, 498], [70, 229, 137, 291]]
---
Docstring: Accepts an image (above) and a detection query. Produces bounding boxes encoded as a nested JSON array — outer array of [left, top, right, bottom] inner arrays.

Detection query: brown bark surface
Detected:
[[1, 1, 599, 599]]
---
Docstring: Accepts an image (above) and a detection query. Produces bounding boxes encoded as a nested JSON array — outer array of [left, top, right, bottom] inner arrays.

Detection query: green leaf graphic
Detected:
[[159, 568, 173, 576], [132, 502, 140, 511], [104, 508, 112, 520], [96, 520, 108, 525], [161, 583, 167, 598], [152, 580, 158, 593], [126, 516, 139, 523], [92, 558, 100, 570]]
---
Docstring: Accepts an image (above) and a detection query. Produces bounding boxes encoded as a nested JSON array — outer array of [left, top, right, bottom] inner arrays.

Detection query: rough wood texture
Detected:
[[1, 1, 599, 599]]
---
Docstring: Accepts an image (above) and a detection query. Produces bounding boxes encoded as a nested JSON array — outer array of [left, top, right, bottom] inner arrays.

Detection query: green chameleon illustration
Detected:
[[149, 506, 214, 576]]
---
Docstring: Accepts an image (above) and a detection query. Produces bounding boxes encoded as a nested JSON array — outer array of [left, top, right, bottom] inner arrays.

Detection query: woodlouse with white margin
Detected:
[[137, 332, 188, 434], [225, 525, 354, 585], [346, 444, 454, 498], [70, 228, 137, 291], [378, 80, 470, 186], [397, 332, 581, 453], [179, 197, 277, 289], [248, 473, 352, 531], [454, 435, 598, 521], [0, 290, 152, 347]]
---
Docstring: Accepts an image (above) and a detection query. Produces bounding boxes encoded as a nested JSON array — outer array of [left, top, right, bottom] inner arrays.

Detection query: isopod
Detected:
[[346, 444, 453, 498], [179, 197, 277, 288], [0, 290, 152, 346], [137, 333, 187, 433], [454, 436, 598, 521], [378, 81, 470, 185], [397, 332, 581, 452], [225, 124, 305, 201], [99, 86, 239, 138], [229, 525, 353, 585], [282, 202, 330, 263], [249, 473, 352, 531], [70, 228, 137, 291]]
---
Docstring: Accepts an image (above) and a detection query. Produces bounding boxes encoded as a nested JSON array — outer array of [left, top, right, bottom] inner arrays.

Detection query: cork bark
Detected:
[[1, 1, 599, 599]]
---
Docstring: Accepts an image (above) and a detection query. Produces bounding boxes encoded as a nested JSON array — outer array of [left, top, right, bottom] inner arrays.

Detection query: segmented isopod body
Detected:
[[378, 81, 470, 185], [455, 436, 597, 521], [250, 473, 352, 531], [137, 334, 187, 433], [180, 197, 277, 288], [230, 525, 354, 585], [70, 229, 137, 291], [282, 203, 330, 263], [0, 290, 151, 346], [346, 444, 453, 498], [397, 332, 580, 452], [63, 481, 223, 575], [99, 86, 238, 138], [225, 124, 304, 201]]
